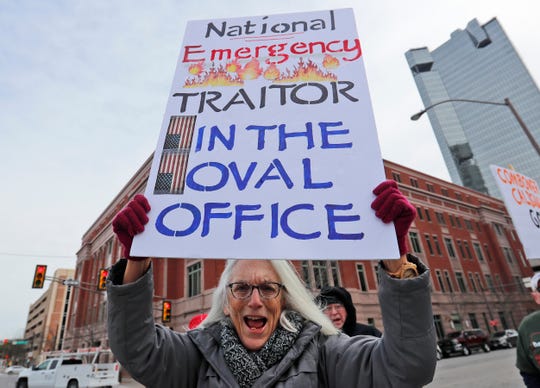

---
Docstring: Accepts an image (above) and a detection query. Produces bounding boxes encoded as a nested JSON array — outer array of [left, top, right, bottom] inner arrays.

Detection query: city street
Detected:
[[0, 348, 525, 387], [428, 348, 524, 387], [116, 348, 526, 387]]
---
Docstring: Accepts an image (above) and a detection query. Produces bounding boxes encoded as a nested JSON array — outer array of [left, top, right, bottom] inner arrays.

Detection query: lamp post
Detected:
[[411, 97, 540, 157]]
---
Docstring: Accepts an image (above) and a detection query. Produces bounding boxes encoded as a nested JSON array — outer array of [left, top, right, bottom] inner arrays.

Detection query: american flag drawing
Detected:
[[153, 115, 197, 195]]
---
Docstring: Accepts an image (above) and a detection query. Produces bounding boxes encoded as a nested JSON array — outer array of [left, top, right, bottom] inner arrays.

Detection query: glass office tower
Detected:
[[405, 18, 540, 198]]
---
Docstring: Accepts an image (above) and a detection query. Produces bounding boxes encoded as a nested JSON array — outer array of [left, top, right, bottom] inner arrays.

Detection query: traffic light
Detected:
[[162, 301, 172, 323], [32, 265, 47, 288], [98, 268, 109, 291]]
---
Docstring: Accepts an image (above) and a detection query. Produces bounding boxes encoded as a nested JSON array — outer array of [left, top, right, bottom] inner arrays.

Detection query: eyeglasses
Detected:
[[228, 282, 284, 300], [323, 303, 346, 313]]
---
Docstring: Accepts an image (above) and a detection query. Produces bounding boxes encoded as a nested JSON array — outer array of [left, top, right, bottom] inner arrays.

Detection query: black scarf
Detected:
[[220, 312, 304, 388]]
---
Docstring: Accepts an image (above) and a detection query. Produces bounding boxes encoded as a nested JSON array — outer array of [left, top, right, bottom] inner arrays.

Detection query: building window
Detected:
[[356, 264, 368, 292], [455, 192, 462, 201], [301, 261, 311, 289], [187, 262, 202, 297], [498, 312, 508, 329], [464, 241, 472, 259], [303, 261, 340, 290], [484, 244, 493, 262], [468, 272, 478, 293], [456, 240, 464, 259], [503, 247, 514, 264], [475, 273, 483, 291], [330, 261, 340, 286], [425, 209, 432, 222], [441, 188, 449, 197], [433, 236, 442, 255], [425, 235, 434, 255], [483, 313, 491, 334], [485, 274, 495, 292], [416, 207, 424, 220], [433, 315, 445, 339], [444, 271, 454, 293], [410, 178, 419, 188], [473, 243, 484, 262], [392, 173, 401, 182], [456, 272, 467, 292], [313, 261, 329, 289], [444, 237, 456, 258], [455, 217, 462, 228], [468, 313, 479, 329], [409, 231, 422, 254], [495, 274, 503, 292], [449, 215, 455, 227], [436, 270, 445, 292], [465, 219, 473, 231], [518, 251, 527, 267], [514, 276, 525, 293], [436, 212, 446, 225], [493, 223, 504, 236], [427, 183, 435, 193]]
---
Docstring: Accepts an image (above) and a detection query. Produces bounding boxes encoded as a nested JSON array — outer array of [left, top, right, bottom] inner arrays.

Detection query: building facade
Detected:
[[24, 268, 74, 362], [405, 18, 540, 200], [61, 155, 536, 351]]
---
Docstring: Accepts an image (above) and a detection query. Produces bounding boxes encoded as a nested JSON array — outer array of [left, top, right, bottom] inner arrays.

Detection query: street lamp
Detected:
[[411, 97, 540, 157]]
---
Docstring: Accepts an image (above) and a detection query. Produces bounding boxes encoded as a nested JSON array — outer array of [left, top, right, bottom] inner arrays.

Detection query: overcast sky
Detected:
[[1, 0, 539, 340]]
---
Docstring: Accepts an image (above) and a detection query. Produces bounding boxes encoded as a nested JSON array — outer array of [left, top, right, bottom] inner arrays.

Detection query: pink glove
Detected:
[[371, 180, 416, 256], [112, 194, 151, 260]]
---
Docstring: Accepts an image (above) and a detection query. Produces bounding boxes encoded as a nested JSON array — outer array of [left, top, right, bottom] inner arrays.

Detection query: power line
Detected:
[[0, 251, 76, 259]]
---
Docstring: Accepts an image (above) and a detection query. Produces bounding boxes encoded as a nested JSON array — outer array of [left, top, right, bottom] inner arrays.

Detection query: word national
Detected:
[[204, 10, 336, 38]]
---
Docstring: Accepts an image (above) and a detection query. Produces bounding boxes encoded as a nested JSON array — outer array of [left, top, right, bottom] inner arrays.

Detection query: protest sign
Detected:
[[131, 8, 399, 260], [491, 165, 540, 259]]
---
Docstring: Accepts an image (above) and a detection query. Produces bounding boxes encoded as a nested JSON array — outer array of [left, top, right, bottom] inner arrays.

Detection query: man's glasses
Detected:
[[228, 282, 284, 300], [323, 303, 346, 313]]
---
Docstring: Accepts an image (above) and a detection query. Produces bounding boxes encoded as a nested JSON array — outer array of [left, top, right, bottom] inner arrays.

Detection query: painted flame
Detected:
[[322, 54, 340, 69], [238, 59, 263, 80]]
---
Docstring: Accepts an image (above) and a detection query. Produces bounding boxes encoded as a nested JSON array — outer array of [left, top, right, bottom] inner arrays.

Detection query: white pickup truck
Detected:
[[16, 349, 119, 388]]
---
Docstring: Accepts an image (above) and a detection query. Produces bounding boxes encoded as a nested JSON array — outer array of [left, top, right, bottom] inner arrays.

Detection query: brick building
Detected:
[[62, 156, 537, 350]]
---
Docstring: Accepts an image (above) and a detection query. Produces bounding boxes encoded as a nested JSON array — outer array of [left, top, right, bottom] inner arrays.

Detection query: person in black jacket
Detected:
[[316, 286, 382, 337]]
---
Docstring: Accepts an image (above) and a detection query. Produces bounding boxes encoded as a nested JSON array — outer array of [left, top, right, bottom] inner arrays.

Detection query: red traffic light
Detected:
[[32, 265, 47, 289], [97, 268, 109, 291], [162, 301, 172, 323]]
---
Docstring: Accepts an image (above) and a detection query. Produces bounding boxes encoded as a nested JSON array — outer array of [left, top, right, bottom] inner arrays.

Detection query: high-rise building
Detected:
[[405, 18, 540, 198]]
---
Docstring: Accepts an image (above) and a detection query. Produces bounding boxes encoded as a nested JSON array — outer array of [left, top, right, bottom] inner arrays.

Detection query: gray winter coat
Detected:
[[107, 259, 436, 387]]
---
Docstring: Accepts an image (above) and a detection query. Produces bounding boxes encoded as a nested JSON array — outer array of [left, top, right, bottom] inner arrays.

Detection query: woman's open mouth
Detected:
[[244, 316, 267, 332]]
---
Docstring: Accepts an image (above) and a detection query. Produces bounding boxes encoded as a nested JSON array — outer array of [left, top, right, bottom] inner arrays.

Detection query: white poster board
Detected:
[[131, 8, 399, 260], [490, 165, 540, 259]]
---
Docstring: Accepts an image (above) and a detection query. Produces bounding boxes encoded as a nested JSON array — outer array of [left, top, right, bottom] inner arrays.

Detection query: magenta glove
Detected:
[[112, 194, 151, 260], [371, 180, 416, 256]]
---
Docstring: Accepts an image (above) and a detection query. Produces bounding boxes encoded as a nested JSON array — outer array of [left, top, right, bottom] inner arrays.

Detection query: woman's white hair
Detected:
[[199, 259, 339, 335]]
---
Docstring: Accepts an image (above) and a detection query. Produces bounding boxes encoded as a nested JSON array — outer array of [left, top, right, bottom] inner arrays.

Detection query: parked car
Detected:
[[5, 365, 27, 375], [438, 329, 490, 357], [490, 329, 518, 349]]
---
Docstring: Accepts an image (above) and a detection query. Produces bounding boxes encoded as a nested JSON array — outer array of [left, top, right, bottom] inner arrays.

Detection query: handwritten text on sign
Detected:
[[131, 9, 399, 260], [491, 165, 540, 259]]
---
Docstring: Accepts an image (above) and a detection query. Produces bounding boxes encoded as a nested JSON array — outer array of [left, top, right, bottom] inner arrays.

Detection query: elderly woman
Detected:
[[107, 181, 436, 387]]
